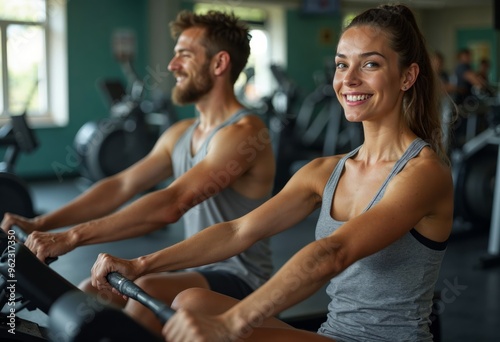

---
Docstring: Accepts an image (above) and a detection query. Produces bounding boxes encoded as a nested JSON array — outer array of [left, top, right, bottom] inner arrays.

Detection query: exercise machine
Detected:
[[0, 82, 40, 221], [270, 62, 362, 193], [450, 92, 500, 268], [0, 227, 164, 342], [0, 228, 60, 341], [49, 271, 174, 341], [73, 59, 176, 183], [450, 88, 497, 228], [0, 114, 38, 220]]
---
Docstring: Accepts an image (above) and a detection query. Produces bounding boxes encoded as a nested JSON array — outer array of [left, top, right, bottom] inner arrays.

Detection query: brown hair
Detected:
[[170, 10, 251, 84]]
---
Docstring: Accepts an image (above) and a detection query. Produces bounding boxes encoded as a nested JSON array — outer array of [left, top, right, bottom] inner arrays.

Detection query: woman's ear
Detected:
[[401, 62, 419, 91]]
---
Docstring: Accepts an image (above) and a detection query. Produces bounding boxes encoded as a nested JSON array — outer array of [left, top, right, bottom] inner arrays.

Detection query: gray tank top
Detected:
[[171, 109, 272, 290], [316, 138, 446, 342]]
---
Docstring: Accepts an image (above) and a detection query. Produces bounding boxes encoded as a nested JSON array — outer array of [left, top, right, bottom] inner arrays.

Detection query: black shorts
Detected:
[[197, 270, 253, 300]]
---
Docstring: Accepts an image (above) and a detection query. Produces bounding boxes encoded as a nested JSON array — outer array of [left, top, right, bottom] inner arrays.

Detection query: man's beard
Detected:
[[171, 62, 214, 105]]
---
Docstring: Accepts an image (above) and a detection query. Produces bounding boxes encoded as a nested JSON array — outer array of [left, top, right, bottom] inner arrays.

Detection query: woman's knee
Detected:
[[172, 287, 211, 310], [134, 273, 158, 291], [172, 288, 240, 317]]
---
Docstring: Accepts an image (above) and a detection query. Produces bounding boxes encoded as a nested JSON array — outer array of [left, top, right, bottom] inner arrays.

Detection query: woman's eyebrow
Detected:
[[335, 51, 386, 60]]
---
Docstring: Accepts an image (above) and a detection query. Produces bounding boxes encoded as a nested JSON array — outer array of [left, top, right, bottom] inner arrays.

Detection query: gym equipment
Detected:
[[452, 139, 497, 226], [0, 82, 40, 221], [288, 78, 362, 172], [270, 62, 362, 193], [51, 270, 175, 341], [74, 59, 176, 183], [49, 290, 163, 342], [0, 228, 163, 342], [450, 95, 500, 268], [49, 272, 173, 341], [0, 228, 65, 341], [451, 89, 498, 226], [237, 64, 302, 194]]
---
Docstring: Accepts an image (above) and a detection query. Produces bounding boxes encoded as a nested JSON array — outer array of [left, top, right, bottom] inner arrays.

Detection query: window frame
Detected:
[[0, 0, 68, 127]]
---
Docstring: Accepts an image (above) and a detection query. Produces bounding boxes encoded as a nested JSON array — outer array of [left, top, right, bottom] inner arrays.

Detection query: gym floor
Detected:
[[15, 177, 500, 342]]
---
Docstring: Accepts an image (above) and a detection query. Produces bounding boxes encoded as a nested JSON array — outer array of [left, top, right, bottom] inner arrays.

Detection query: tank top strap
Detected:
[[198, 108, 254, 155], [383, 137, 429, 183], [366, 137, 430, 209]]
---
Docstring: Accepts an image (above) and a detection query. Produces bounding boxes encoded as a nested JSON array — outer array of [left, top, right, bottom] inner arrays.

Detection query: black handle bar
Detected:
[[106, 271, 175, 325]]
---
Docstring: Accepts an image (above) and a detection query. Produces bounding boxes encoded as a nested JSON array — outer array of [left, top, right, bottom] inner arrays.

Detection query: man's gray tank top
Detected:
[[316, 138, 447, 342], [171, 109, 272, 290]]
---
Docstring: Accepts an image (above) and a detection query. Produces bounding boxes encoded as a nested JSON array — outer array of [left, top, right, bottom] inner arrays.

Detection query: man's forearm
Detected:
[[36, 178, 135, 231], [67, 189, 179, 247]]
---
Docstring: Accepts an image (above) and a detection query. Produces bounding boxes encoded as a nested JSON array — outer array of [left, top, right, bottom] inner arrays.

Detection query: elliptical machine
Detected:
[[0, 83, 39, 220], [73, 55, 176, 183]]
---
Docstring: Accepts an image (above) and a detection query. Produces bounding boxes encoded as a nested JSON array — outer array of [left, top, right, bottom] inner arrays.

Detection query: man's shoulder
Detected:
[[216, 113, 268, 143], [167, 118, 197, 138], [228, 112, 267, 132], [156, 118, 197, 152]]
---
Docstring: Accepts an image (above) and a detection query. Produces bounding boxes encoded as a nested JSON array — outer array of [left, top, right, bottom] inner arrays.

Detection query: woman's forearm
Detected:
[[222, 239, 343, 337], [135, 221, 252, 275]]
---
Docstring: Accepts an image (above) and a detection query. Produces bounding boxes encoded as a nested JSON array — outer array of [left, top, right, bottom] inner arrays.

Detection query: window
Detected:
[[0, 0, 68, 126]]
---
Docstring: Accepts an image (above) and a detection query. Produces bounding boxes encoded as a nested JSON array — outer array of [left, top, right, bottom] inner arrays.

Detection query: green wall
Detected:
[[456, 28, 499, 82], [286, 10, 341, 101]]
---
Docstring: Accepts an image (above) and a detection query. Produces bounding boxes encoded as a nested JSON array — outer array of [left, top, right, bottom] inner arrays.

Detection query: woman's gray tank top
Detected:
[[316, 138, 446, 342]]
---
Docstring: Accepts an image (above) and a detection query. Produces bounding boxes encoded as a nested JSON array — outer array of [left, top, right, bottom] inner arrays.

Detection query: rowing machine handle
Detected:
[[11, 225, 58, 264], [106, 271, 175, 325]]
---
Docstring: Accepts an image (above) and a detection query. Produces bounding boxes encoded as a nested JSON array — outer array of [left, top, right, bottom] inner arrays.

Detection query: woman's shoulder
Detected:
[[411, 144, 451, 175], [396, 144, 453, 194], [302, 154, 345, 171], [293, 154, 346, 192]]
